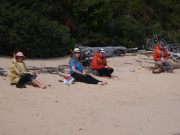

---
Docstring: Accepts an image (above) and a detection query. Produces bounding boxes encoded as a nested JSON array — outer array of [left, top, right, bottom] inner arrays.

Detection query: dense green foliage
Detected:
[[0, 0, 179, 57]]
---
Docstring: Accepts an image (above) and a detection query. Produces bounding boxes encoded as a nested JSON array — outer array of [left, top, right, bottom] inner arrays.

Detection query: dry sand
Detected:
[[0, 54, 180, 135]]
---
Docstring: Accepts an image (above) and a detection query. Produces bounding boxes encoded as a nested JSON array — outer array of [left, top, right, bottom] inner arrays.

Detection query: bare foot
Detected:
[[99, 81, 108, 86], [102, 76, 112, 79], [41, 85, 46, 89], [166, 69, 173, 73]]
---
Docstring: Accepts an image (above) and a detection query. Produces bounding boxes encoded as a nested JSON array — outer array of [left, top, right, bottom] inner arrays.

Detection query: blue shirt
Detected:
[[69, 59, 83, 74]]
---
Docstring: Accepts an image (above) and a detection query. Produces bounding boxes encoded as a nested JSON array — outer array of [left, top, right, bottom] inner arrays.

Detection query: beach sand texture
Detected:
[[0, 55, 180, 135]]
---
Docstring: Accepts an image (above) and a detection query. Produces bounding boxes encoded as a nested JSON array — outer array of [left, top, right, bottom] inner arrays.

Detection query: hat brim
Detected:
[[100, 51, 105, 54], [74, 51, 81, 53], [16, 55, 25, 59]]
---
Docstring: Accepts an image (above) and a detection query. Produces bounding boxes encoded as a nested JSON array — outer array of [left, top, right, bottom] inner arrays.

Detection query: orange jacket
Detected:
[[91, 52, 107, 69], [153, 44, 169, 61]]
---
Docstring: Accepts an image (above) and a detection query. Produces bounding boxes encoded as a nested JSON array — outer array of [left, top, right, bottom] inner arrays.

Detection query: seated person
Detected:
[[10, 52, 46, 89], [152, 41, 173, 73], [91, 48, 114, 77], [69, 48, 106, 85]]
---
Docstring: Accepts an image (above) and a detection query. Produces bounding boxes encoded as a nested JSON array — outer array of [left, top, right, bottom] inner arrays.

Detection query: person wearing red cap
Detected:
[[10, 52, 46, 89], [91, 48, 114, 77], [152, 41, 173, 73]]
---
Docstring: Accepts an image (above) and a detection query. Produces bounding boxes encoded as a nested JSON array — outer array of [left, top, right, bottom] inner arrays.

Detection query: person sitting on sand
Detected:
[[69, 48, 106, 85], [10, 52, 46, 89], [152, 41, 173, 73], [91, 48, 114, 77]]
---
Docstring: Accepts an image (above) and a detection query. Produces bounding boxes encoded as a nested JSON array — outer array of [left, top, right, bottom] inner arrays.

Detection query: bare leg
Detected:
[[32, 79, 46, 89], [34, 77, 47, 87], [35, 79, 46, 86]]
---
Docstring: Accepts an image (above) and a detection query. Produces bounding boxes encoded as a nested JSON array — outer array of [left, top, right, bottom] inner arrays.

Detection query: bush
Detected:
[[0, 3, 74, 58], [0, 0, 179, 56]]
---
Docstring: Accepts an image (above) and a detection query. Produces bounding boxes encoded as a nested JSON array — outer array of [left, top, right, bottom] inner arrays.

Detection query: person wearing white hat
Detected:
[[91, 48, 114, 77], [69, 48, 107, 85], [10, 52, 46, 89]]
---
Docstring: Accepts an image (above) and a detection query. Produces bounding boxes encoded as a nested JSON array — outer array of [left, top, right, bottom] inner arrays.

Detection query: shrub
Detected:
[[0, 3, 74, 58]]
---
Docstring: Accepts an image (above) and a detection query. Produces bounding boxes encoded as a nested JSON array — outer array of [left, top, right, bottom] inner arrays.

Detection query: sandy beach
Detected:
[[0, 54, 180, 135]]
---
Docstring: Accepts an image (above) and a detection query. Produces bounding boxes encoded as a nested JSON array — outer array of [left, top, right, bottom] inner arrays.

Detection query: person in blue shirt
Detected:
[[69, 48, 107, 85]]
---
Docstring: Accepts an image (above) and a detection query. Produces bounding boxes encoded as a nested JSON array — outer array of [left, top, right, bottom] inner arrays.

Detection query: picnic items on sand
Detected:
[[63, 76, 74, 86]]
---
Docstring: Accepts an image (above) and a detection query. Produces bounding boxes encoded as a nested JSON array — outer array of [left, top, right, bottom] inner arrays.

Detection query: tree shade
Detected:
[[0, 0, 179, 57]]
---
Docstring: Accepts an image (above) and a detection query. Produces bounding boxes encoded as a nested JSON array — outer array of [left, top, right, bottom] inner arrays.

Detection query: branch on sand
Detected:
[[0, 68, 7, 77], [28, 65, 94, 77], [28, 65, 69, 77], [137, 54, 180, 70]]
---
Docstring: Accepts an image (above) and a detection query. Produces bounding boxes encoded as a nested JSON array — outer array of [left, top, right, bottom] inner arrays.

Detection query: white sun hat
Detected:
[[73, 48, 81, 53]]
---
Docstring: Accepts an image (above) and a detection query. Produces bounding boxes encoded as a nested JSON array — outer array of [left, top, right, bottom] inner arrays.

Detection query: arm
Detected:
[[104, 59, 108, 66], [14, 62, 30, 75], [164, 50, 169, 60], [70, 59, 84, 75], [71, 66, 84, 75], [11, 64, 22, 76], [24, 62, 28, 72], [23, 63, 35, 75], [153, 50, 160, 61], [104, 59, 111, 69]]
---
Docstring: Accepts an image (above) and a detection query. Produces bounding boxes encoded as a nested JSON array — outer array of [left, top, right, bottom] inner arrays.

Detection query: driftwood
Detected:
[[0, 68, 7, 77], [28, 65, 93, 77], [134, 58, 155, 70], [28, 65, 69, 77], [135, 55, 180, 71], [127, 48, 138, 53], [169, 52, 180, 63], [78, 45, 127, 58], [138, 50, 153, 55], [171, 62, 180, 69], [138, 49, 180, 64], [77, 45, 128, 66]]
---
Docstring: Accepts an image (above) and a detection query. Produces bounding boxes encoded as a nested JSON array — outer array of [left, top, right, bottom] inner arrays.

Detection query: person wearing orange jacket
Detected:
[[91, 48, 114, 77], [152, 41, 173, 73]]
